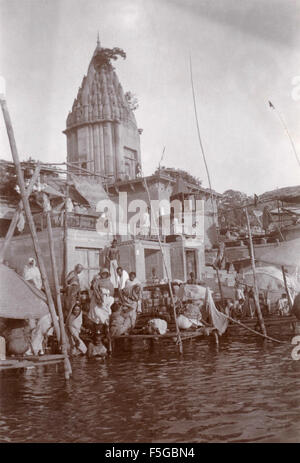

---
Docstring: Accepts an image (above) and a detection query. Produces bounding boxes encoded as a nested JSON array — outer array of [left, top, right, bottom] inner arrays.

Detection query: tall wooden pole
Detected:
[[0, 97, 60, 341], [214, 266, 225, 308], [269, 101, 300, 169], [245, 208, 267, 336], [63, 183, 69, 280], [281, 266, 293, 312], [46, 211, 72, 379], [0, 164, 41, 263]]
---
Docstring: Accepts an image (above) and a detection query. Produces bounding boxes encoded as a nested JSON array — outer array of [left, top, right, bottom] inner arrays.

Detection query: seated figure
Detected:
[[109, 301, 138, 337], [66, 303, 87, 355], [87, 330, 107, 358], [277, 293, 289, 316]]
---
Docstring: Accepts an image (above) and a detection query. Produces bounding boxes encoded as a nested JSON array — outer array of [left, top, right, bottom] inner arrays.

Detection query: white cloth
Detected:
[[88, 296, 114, 325], [147, 318, 168, 335], [177, 314, 193, 330], [66, 198, 74, 212], [235, 288, 245, 301], [125, 278, 142, 312], [110, 260, 119, 289], [23, 259, 42, 290], [30, 313, 55, 355], [277, 297, 289, 315], [68, 326, 87, 354], [204, 289, 228, 335], [17, 211, 25, 232], [125, 277, 141, 288], [177, 314, 203, 329], [67, 312, 87, 354], [117, 270, 129, 289]]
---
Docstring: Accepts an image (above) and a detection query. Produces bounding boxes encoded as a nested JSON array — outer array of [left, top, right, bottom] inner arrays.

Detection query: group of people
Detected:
[[18, 244, 298, 356], [64, 240, 142, 357], [19, 239, 142, 358], [223, 283, 293, 320], [65, 266, 142, 357]]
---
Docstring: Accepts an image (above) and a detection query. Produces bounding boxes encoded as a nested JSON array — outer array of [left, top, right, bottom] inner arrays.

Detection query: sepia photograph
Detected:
[[0, 0, 300, 446]]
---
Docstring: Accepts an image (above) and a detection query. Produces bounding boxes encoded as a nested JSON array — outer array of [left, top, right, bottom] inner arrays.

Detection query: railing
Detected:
[[66, 213, 98, 230], [32, 212, 99, 232], [30, 212, 203, 240]]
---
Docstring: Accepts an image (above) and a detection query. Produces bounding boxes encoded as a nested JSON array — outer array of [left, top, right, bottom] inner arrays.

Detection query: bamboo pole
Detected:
[[143, 177, 183, 354], [214, 266, 225, 308], [269, 100, 300, 169], [0, 97, 60, 341], [223, 313, 287, 344], [46, 211, 72, 379], [63, 183, 69, 281], [245, 207, 267, 336], [281, 265, 293, 312], [189, 56, 216, 223], [0, 164, 41, 263]]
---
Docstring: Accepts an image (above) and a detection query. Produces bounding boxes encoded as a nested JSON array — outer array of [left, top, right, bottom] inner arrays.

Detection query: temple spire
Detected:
[[96, 32, 101, 49]]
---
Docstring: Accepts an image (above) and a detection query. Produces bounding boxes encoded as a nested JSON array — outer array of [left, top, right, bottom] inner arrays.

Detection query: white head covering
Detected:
[[24, 257, 42, 290]]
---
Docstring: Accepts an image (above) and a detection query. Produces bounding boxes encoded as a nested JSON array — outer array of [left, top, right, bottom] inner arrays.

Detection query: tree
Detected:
[[125, 91, 139, 111], [93, 47, 126, 71], [154, 166, 202, 188], [0, 162, 19, 199]]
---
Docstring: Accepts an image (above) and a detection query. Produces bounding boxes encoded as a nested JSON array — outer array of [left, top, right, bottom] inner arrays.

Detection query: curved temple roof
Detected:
[[66, 41, 137, 130]]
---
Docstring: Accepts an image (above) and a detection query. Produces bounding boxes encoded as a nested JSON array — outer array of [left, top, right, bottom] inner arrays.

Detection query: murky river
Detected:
[[1, 329, 300, 443]]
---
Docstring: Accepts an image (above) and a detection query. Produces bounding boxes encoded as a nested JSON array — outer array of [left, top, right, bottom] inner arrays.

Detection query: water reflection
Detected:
[[1, 336, 300, 442]]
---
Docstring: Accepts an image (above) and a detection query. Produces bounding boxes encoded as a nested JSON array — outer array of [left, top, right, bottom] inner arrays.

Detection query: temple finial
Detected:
[[96, 32, 101, 49]]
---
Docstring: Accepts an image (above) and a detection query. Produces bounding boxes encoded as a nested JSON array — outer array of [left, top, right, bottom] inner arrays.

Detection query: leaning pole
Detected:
[[0, 94, 67, 365]]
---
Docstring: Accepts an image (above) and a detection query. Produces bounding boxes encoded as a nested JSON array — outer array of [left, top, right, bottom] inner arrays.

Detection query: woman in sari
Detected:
[[88, 287, 114, 326], [108, 273, 142, 337], [29, 313, 56, 356], [64, 264, 83, 319], [90, 268, 114, 295], [109, 300, 137, 337], [23, 257, 42, 290], [124, 272, 142, 313], [66, 304, 87, 355], [87, 285, 113, 353], [109, 280, 142, 336]]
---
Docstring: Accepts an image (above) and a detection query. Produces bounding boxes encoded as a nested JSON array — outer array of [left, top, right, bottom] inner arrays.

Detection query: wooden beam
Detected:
[[0, 164, 41, 263], [214, 266, 225, 308], [46, 211, 72, 379], [245, 207, 267, 336], [281, 265, 293, 312]]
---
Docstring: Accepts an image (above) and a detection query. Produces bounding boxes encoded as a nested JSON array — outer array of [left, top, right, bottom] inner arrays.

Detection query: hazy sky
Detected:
[[0, 0, 300, 195]]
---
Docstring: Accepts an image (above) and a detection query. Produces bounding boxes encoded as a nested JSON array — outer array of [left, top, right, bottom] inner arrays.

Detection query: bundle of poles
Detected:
[[143, 175, 183, 354]]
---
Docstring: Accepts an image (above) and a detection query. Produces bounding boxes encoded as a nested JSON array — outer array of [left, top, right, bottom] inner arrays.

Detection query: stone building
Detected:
[[64, 37, 141, 183]]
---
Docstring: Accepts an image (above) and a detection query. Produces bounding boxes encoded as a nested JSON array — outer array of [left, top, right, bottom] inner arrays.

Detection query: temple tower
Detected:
[[64, 38, 141, 183]]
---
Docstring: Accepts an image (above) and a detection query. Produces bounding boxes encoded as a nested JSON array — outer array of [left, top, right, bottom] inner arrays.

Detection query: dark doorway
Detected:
[[144, 248, 163, 281], [185, 249, 197, 279]]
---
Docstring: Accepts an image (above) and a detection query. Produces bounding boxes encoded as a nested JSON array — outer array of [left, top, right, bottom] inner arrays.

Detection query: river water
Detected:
[[1, 329, 300, 443]]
